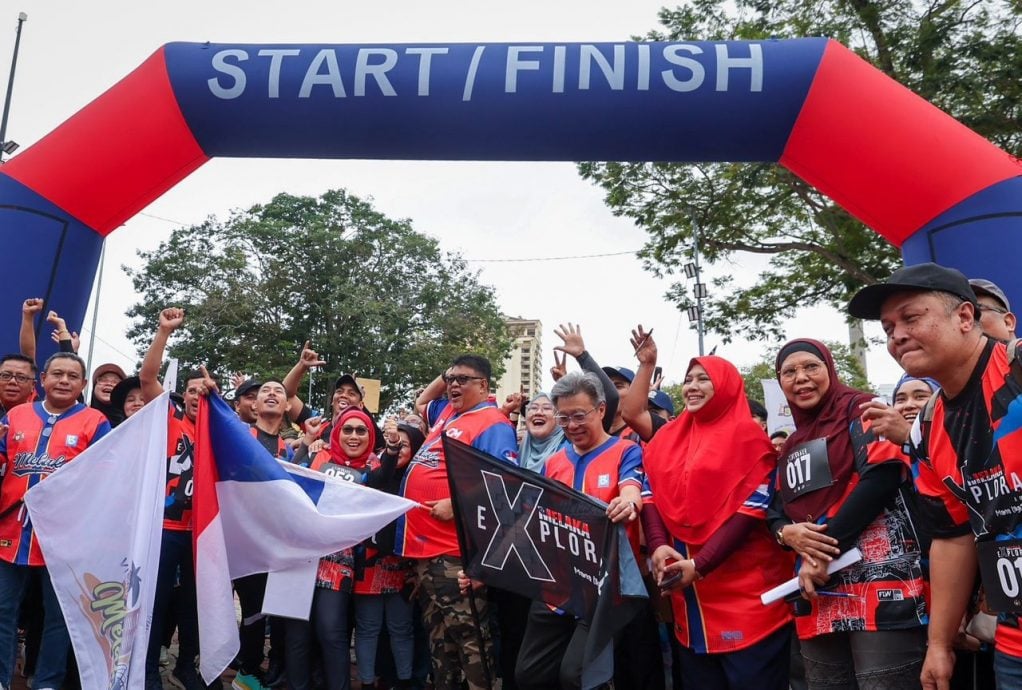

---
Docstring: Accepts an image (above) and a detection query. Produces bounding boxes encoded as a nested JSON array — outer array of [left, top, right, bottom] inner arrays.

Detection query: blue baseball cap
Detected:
[[601, 366, 635, 383], [648, 390, 675, 415]]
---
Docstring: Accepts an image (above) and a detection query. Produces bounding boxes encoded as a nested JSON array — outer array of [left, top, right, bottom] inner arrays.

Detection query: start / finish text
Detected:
[[206, 43, 765, 101]]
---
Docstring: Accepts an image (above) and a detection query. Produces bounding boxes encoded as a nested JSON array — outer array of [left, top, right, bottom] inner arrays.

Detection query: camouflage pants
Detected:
[[415, 555, 500, 690]]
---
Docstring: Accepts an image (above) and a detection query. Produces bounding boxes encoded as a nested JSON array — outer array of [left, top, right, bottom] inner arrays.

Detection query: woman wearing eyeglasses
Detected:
[[287, 408, 400, 690], [518, 393, 568, 474], [514, 371, 643, 690], [768, 339, 928, 690], [639, 356, 792, 689]]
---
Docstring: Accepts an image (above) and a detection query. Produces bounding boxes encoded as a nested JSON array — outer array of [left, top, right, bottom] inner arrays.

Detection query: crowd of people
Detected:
[[0, 261, 1018, 690]]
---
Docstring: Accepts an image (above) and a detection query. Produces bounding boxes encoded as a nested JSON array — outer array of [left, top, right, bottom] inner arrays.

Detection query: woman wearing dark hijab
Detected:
[[768, 339, 928, 690], [642, 356, 793, 689]]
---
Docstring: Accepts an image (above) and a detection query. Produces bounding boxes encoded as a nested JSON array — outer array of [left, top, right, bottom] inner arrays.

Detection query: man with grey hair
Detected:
[[515, 371, 644, 690], [847, 262, 1022, 688]]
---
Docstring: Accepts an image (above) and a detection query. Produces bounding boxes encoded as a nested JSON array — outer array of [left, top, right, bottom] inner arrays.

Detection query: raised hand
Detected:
[[230, 372, 248, 390], [630, 324, 657, 366], [299, 341, 327, 370], [22, 298, 43, 316], [550, 351, 567, 382], [158, 307, 185, 333], [553, 323, 586, 359]]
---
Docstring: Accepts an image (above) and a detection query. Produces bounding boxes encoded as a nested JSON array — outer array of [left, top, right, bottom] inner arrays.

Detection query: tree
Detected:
[[125, 189, 512, 411], [579, 0, 1022, 342], [741, 340, 873, 405]]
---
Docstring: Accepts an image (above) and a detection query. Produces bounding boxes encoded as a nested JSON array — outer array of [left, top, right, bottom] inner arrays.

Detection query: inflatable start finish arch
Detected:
[[1, 38, 1020, 359]]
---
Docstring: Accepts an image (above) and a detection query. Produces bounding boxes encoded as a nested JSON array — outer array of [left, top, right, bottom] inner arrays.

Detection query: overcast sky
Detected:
[[2, 0, 907, 393]]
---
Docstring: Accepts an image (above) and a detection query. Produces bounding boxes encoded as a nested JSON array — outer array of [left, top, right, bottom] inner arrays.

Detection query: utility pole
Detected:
[[0, 12, 27, 162]]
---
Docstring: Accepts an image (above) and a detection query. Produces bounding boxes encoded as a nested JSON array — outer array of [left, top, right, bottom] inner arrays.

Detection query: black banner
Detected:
[[443, 436, 611, 621], [443, 437, 649, 689]]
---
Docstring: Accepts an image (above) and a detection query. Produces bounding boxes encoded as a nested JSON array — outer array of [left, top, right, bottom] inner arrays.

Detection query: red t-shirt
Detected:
[[396, 401, 518, 559], [793, 416, 927, 640], [915, 339, 1022, 657], [647, 478, 793, 653], [163, 403, 196, 531]]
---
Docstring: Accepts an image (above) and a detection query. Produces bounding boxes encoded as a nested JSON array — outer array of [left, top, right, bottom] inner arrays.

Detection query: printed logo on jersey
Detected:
[[11, 451, 66, 477], [65, 434, 78, 446], [597, 474, 611, 489], [410, 438, 442, 469], [13, 432, 23, 442], [446, 427, 464, 440], [876, 589, 904, 601]]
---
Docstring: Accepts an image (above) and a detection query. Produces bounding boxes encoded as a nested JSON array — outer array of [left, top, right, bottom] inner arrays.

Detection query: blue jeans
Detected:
[[0, 560, 70, 689], [285, 587, 351, 690], [146, 530, 198, 677], [354, 592, 414, 683], [995, 650, 1022, 690]]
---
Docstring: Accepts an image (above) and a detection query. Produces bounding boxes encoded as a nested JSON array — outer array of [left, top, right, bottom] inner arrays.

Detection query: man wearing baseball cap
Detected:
[[970, 278, 1016, 341], [848, 262, 1022, 688]]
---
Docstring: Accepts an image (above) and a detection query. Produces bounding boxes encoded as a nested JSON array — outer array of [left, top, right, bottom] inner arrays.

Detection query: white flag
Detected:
[[26, 394, 168, 690], [761, 379, 795, 434]]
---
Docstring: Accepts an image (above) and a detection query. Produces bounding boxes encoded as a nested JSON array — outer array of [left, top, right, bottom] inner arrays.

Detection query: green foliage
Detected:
[[579, 0, 1022, 342], [125, 189, 512, 411], [741, 339, 873, 404], [660, 381, 685, 415]]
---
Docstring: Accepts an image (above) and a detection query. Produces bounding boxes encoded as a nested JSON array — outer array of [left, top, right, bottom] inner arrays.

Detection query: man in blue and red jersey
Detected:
[[848, 263, 1022, 689], [515, 371, 643, 690], [397, 354, 518, 690], [139, 307, 217, 690], [0, 352, 110, 690]]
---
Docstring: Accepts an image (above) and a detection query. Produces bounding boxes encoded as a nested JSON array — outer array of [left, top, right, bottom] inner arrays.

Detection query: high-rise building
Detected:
[[495, 318, 542, 407]]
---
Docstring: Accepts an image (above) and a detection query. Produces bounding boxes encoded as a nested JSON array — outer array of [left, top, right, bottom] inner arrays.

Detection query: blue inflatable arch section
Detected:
[[1, 39, 1020, 360]]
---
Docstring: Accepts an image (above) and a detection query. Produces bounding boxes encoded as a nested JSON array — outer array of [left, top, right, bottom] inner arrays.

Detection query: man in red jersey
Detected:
[[0, 352, 110, 690], [397, 354, 518, 690], [139, 307, 218, 690], [848, 262, 1022, 689]]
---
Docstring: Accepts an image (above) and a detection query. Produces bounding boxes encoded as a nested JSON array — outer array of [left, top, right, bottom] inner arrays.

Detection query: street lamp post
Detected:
[[0, 12, 27, 163], [682, 211, 707, 356]]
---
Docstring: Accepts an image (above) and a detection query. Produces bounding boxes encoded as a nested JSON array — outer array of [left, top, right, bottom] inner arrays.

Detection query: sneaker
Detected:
[[170, 665, 204, 690], [231, 672, 268, 690]]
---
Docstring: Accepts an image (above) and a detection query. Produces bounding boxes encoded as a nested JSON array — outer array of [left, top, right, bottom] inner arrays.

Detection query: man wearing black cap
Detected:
[[970, 278, 1016, 342], [848, 262, 1022, 688], [234, 378, 262, 425]]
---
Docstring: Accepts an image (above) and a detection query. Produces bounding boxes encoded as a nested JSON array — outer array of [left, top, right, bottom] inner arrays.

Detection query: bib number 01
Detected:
[[978, 538, 1022, 613]]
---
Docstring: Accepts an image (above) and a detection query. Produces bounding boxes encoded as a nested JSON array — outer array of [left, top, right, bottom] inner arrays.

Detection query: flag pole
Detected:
[[442, 437, 495, 690]]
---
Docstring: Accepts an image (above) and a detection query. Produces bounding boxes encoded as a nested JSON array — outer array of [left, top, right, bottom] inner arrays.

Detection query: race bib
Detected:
[[978, 538, 1022, 614], [319, 463, 363, 483], [779, 438, 833, 503]]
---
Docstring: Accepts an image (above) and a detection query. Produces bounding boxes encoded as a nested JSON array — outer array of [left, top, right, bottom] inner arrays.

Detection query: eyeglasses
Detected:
[[0, 372, 33, 384], [779, 362, 824, 382], [341, 425, 369, 436], [443, 374, 485, 386], [978, 304, 1009, 315], [553, 408, 598, 427], [525, 404, 555, 414]]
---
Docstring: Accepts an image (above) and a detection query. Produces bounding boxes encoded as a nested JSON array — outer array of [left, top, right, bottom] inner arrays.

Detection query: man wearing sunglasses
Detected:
[[970, 278, 1016, 341], [397, 354, 518, 690]]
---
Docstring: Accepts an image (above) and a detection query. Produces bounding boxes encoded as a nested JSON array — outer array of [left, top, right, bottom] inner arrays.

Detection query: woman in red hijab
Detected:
[[641, 355, 793, 689], [768, 339, 927, 690], [287, 407, 399, 690]]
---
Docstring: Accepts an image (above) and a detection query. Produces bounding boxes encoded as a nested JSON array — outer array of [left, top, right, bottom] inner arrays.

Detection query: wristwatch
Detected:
[[775, 527, 786, 547]]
